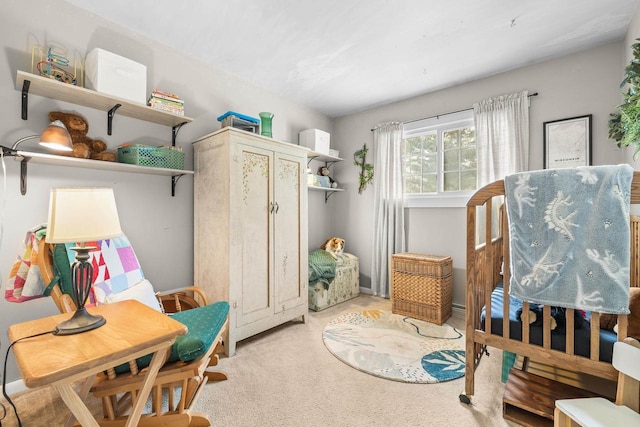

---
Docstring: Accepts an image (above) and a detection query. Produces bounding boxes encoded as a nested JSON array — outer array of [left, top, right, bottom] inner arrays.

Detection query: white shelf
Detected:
[[12, 70, 194, 196], [15, 151, 193, 176], [16, 70, 194, 127], [308, 186, 345, 192], [308, 152, 343, 163], [308, 185, 344, 203]]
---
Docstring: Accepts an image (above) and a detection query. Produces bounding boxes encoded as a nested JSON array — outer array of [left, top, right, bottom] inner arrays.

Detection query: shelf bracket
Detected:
[[171, 174, 184, 197], [20, 156, 31, 195], [107, 104, 122, 135], [21, 79, 31, 120], [324, 190, 337, 203], [172, 122, 187, 146]]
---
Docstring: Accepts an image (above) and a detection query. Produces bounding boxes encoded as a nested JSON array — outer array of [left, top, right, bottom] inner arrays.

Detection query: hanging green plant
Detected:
[[609, 38, 640, 157], [354, 143, 373, 194]]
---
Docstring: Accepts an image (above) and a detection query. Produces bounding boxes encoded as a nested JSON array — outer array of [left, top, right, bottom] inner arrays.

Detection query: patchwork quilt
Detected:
[[63, 235, 144, 304]]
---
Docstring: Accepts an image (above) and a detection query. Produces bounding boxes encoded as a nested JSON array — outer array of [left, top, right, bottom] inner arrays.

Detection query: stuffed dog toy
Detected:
[[320, 237, 345, 260]]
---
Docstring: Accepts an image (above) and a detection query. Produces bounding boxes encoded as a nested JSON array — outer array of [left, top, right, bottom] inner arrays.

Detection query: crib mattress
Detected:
[[481, 285, 617, 363]]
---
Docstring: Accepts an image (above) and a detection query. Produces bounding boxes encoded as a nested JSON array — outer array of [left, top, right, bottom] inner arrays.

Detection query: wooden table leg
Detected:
[[64, 375, 96, 427], [125, 345, 171, 427], [55, 382, 99, 427]]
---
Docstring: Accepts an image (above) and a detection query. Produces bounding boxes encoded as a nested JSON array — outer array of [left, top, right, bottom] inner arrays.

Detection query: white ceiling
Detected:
[[66, 0, 638, 118]]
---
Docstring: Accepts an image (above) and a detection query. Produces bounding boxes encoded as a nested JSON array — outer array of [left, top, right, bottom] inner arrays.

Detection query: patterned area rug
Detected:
[[322, 310, 465, 383]]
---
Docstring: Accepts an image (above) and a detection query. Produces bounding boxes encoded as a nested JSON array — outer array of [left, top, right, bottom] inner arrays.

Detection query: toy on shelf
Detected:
[[48, 111, 115, 161], [32, 43, 82, 86], [318, 166, 338, 188]]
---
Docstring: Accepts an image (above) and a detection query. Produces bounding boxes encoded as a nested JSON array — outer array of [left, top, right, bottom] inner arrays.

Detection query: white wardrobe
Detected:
[[193, 127, 308, 356]]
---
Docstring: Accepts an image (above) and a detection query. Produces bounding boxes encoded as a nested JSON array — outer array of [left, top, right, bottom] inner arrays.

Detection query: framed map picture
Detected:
[[543, 115, 592, 169]]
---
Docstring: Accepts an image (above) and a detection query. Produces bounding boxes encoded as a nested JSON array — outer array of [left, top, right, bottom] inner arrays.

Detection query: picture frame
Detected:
[[543, 114, 592, 169]]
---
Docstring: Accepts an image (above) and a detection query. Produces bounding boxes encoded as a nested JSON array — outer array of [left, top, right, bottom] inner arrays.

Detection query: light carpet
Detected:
[[323, 309, 465, 383], [1, 295, 518, 427]]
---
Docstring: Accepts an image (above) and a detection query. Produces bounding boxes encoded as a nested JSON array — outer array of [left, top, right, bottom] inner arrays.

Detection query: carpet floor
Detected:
[[1, 295, 518, 426]]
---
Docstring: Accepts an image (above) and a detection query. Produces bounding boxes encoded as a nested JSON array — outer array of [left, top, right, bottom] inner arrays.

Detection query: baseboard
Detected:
[[452, 304, 465, 320], [359, 287, 374, 295], [5, 379, 26, 395]]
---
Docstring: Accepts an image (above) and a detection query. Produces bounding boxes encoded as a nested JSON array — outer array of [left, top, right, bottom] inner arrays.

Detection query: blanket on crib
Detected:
[[5, 225, 47, 302], [504, 165, 633, 314]]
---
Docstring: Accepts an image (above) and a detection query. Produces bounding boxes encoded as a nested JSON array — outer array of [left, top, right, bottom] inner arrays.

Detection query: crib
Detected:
[[461, 172, 640, 405]]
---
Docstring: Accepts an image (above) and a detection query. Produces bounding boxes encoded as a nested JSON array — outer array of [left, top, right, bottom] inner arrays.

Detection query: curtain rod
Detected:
[[370, 92, 539, 131]]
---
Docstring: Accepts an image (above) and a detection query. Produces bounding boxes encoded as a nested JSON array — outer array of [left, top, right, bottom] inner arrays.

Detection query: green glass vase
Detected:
[[260, 112, 274, 138]]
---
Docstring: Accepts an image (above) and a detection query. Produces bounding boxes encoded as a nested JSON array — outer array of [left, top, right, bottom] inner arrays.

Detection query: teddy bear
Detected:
[[317, 166, 338, 188], [47, 111, 116, 161], [600, 287, 640, 339]]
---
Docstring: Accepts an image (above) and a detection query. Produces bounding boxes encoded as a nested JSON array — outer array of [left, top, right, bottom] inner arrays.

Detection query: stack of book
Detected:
[[147, 89, 184, 115]]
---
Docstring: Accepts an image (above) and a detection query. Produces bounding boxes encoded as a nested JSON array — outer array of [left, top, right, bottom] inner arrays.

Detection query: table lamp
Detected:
[[46, 187, 122, 335]]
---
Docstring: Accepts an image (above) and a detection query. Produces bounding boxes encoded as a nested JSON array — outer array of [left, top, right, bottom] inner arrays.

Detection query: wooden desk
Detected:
[[8, 300, 187, 427]]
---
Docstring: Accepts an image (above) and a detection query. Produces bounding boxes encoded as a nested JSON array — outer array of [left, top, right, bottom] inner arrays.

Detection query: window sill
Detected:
[[404, 192, 474, 208]]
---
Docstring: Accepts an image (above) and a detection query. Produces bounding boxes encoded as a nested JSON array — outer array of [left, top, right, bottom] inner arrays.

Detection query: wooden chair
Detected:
[[38, 238, 229, 427], [554, 337, 640, 426]]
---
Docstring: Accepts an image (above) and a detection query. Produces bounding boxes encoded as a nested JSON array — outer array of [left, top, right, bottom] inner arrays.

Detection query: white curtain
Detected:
[[474, 91, 530, 187], [371, 121, 405, 298]]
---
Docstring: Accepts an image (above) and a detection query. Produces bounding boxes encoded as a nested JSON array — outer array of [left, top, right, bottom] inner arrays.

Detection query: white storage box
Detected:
[[85, 48, 147, 104], [299, 129, 330, 155]]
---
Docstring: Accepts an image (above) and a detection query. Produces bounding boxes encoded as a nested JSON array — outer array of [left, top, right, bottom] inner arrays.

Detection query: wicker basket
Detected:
[[117, 145, 185, 170], [391, 252, 453, 325]]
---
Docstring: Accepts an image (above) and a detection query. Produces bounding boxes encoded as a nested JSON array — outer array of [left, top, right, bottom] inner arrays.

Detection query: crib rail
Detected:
[[463, 173, 640, 398]]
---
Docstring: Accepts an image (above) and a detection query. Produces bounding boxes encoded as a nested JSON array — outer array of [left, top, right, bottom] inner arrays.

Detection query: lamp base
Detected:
[[54, 307, 106, 336]]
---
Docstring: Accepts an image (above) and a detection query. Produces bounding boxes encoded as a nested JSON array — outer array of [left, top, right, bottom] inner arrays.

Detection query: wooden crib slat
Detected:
[[484, 198, 493, 332], [502, 203, 511, 340], [566, 309, 575, 356], [542, 306, 551, 349], [522, 302, 530, 344], [618, 315, 629, 341], [590, 317, 600, 362]]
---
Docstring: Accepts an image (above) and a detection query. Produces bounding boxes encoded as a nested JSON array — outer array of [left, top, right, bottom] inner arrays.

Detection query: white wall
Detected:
[[0, 0, 332, 382], [332, 42, 626, 308]]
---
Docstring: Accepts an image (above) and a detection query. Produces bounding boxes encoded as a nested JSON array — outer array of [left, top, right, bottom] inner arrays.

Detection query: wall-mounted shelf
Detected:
[[308, 185, 345, 203], [13, 70, 194, 196], [307, 151, 343, 166], [15, 71, 193, 142], [307, 151, 344, 203], [12, 150, 193, 196]]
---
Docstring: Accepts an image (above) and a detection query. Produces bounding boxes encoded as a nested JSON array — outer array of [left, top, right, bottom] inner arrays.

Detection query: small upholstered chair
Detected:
[[554, 337, 640, 427], [39, 234, 229, 427]]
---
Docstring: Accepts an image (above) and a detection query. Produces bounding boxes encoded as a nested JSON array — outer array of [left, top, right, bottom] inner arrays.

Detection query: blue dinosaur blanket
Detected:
[[504, 165, 633, 314]]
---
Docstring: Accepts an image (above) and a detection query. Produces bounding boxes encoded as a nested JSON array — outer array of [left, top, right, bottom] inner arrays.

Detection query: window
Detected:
[[402, 110, 476, 207]]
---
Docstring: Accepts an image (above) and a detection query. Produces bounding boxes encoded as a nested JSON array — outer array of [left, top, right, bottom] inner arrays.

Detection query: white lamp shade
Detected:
[[46, 187, 122, 243]]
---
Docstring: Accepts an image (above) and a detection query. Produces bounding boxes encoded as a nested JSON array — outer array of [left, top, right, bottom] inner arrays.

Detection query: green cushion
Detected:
[[47, 244, 73, 297], [170, 300, 230, 362], [114, 301, 229, 374]]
